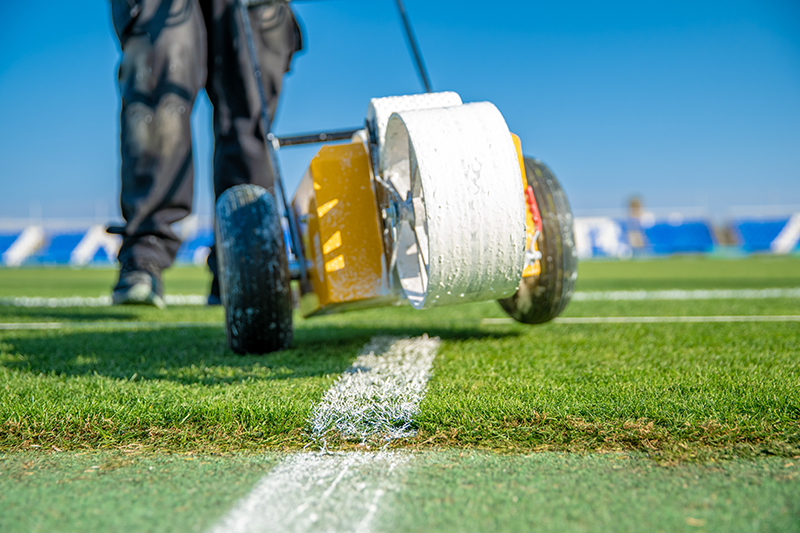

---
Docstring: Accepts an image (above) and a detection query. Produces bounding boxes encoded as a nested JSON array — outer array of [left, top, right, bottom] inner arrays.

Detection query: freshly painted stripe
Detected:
[[571, 287, 800, 301], [482, 315, 800, 325], [0, 321, 221, 330], [210, 336, 440, 533], [0, 294, 208, 307], [310, 335, 440, 444], [208, 452, 407, 533]]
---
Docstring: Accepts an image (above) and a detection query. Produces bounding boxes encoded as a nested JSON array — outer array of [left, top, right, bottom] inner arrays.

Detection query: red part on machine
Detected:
[[525, 185, 543, 234]]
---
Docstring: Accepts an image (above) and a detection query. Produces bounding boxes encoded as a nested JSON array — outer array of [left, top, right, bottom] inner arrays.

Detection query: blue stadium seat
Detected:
[[91, 246, 114, 264], [734, 219, 789, 253], [0, 232, 22, 259], [175, 228, 214, 264], [34, 231, 87, 264], [644, 220, 715, 254], [174, 225, 296, 263]]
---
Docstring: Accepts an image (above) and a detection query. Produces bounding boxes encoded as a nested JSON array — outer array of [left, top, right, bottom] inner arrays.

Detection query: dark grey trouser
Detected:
[[110, 0, 302, 275]]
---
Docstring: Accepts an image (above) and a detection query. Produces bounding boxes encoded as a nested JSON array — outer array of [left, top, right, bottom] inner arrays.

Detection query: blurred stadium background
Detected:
[[2, 201, 798, 267]]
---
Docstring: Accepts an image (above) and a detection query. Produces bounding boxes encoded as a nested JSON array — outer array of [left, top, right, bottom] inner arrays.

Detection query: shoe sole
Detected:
[[112, 284, 166, 309]]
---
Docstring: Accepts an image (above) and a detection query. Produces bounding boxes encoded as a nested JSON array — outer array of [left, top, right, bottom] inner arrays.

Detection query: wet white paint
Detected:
[[310, 335, 440, 444], [366, 91, 462, 175], [382, 102, 526, 309]]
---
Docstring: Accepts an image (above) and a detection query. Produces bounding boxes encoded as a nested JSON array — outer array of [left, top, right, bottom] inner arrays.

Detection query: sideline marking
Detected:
[[571, 287, 800, 301], [482, 315, 800, 325], [0, 321, 221, 331], [0, 294, 207, 308], [2, 287, 798, 308], [209, 336, 439, 533]]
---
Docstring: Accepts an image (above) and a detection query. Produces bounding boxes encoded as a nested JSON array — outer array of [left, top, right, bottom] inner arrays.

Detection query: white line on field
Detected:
[[310, 335, 440, 444], [481, 315, 800, 325], [2, 287, 798, 308], [0, 321, 221, 330], [571, 287, 800, 301], [0, 294, 208, 307], [208, 335, 440, 533], [208, 452, 407, 533]]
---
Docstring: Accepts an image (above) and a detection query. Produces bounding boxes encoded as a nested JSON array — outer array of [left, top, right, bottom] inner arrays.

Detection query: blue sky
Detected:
[[1, 0, 798, 222]]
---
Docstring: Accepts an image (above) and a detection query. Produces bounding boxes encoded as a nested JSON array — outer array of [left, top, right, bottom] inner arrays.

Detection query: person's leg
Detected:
[[203, 0, 302, 302], [111, 0, 208, 306]]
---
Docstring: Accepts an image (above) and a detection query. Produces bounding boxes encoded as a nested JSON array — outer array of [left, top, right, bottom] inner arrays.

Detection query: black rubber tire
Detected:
[[216, 184, 293, 354], [498, 157, 577, 324]]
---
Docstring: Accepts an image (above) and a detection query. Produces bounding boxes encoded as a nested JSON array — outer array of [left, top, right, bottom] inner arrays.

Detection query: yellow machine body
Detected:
[[512, 134, 542, 278], [292, 141, 394, 317], [292, 135, 539, 317]]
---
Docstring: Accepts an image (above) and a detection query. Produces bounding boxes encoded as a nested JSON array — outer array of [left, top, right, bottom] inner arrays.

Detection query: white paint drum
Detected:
[[366, 92, 462, 174], [382, 102, 527, 309]]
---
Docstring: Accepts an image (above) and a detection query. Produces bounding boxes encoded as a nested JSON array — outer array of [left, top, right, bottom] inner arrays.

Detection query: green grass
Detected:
[[0, 323, 357, 451], [1, 255, 799, 298], [573, 255, 800, 291], [382, 451, 800, 533], [0, 265, 211, 297], [2, 450, 798, 533], [1, 257, 799, 457], [0, 450, 279, 533], [415, 320, 800, 458]]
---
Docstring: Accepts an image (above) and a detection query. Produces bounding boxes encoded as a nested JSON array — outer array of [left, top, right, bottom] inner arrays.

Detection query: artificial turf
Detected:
[[1, 450, 798, 533], [0, 257, 798, 458], [381, 451, 800, 533], [0, 265, 212, 298], [0, 450, 279, 533]]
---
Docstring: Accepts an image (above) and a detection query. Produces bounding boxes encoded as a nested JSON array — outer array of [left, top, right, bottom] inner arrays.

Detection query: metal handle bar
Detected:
[[236, 0, 308, 285]]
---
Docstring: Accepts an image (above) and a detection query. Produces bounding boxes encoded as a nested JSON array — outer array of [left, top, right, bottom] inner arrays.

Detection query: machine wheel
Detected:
[[498, 158, 577, 324], [216, 184, 293, 354]]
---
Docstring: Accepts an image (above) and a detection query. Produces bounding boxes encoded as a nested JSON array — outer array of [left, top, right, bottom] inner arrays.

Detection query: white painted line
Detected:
[[3, 287, 798, 308], [0, 321, 222, 331], [310, 335, 441, 444], [0, 323, 63, 330], [571, 287, 800, 301], [482, 315, 800, 325], [210, 336, 440, 533], [0, 294, 208, 308], [208, 452, 407, 533]]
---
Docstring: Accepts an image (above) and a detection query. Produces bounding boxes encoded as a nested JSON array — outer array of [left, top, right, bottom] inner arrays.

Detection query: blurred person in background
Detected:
[[109, 0, 302, 308]]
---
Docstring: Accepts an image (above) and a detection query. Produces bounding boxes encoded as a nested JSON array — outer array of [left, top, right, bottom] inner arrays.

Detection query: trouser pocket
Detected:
[[258, 3, 303, 67], [111, 0, 144, 44]]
